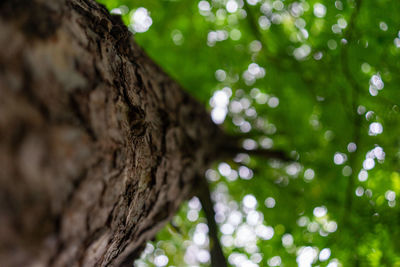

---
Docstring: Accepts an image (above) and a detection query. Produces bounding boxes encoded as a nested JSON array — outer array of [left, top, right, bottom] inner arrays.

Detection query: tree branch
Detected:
[[234, 147, 291, 161], [340, 0, 363, 226], [216, 134, 291, 161], [196, 178, 228, 267]]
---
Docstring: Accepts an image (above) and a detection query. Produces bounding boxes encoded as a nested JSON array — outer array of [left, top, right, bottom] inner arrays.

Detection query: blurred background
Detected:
[[98, 0, 400, 266]]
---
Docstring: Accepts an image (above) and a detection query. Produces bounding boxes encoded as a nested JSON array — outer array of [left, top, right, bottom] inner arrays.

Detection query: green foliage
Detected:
[[98, 0, 400, 266]]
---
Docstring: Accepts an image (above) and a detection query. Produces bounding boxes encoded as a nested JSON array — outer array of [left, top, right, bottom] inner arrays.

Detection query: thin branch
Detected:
[[216, 134, 291, 161], [242, 1, 285, 66], [234, 147, 291, 161], [196, 178, 227, 267], [340, 0, 363, 226]]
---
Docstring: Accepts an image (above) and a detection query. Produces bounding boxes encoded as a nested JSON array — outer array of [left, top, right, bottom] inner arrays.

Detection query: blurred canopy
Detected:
[[98, 0, 400, 266]]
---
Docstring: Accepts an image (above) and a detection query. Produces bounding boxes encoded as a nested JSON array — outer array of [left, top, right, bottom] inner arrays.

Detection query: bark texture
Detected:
[[0, 0, 227, 266]]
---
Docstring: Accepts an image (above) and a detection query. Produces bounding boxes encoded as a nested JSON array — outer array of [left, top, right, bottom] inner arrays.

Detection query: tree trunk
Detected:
[[0, 0, 227, 266]]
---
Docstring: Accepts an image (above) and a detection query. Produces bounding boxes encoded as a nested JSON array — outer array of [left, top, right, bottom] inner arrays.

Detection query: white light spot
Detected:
[[215, 69, 227, 81], [265, 197, 276, 208], [247, 210, 262, 225], [319, 248, 331, 261], [327, 259, 340, 267], [385, 190, 396, 201], [294, 44, 311, 60], [260, 2, 272, 14], [230, 29, 241, 40], [243, 63, 266, 85], [304, 169, 315, 181], [221, 235, 234, 247], [226, 0, 238, 13], [357, 105, 366, 115], [369, 85, 378, 96], [308, 222, 319, 232], [197, 249, 210, 263], [227, 170, 238, 181], [210, 89, 230, 125], [211, 90, 229, 107], [249, 63, 264, 77], [282, 233, 294, 247], [230, 101, 243, 113], [338, 18, 347, 29], [268, 97, 279, 108], [243, 194, 257, 209], [358, 170, 368, 182], [394, 38, 400, 48], [255, 225, 274, 240], [154, 255, 169, 266], [198, 1, 211, 12], [286, 163, 301, 176], [290, 3, 304, 17], [370, 74, 384, 96], [144, 243, 154, 254], [355, 186, 364, 197], [211, 107, 227, 124], [251, 253, 262, 263], [365, 111, 375, 120], [243, 139, 257, 150], [228, 210, 243, 226], [268, 256, 282, 266], [363, 158, 375, 170], [258, 16, 271, 30], [314, 51, 323, 60], [271, 13, 282, 24], [188, 196, 201, 210], [221, 223, 235, 235], [373, 146, 385, 161], [332, 24, 341, 34], [187, 210, 199, 221], [325, 221, 337, 232], [335, 1, 343, 10], [333, 152, 346, 165], [240, 121, 252, 132], [197, 223, 209, 233], [297, 216, 309, 227], [313, 206, 327, 217], [218, 162, 231, 176], [235, 225, 256, 246], [239, 166, 254, 180], [369, 122, 383, 136], [130, 8, 153, 33], [240, 97, 251, 109], [260, 137, 273, 149], [249, 40, 262, 52], [206, 169, 220, 182], [193, 232, 207, 246], [313, 3, 327, 18], [111, 6, 129, 15], [347, 142, 357, 152], [379, 21, 388, 31], [247, 0, 260, 5], [228, 252, 247, 266], [297, 246, 318, 267]]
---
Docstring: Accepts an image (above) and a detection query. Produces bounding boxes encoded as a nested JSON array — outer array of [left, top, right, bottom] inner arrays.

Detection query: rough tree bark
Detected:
[[0, 0, 232, 266]]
